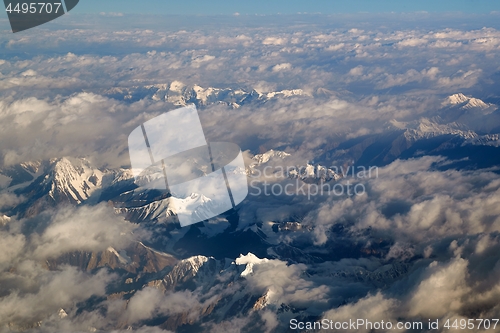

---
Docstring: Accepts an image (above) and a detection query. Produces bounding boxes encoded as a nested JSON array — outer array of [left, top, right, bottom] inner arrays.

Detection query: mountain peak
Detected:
[[444, 93, 491, 110], [446, 93, 469, 105], [388, 118, 478, 141], [235, 253, 269, 276], [46, 157, 103, 204], [252, 150, 290, 165]]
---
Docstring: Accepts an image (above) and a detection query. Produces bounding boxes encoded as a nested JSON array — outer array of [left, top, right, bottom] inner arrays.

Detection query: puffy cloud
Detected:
[[407, 258, 470, 318], [0, 232, 25, 267], [0, 202, 149, 330], [0, 192, 25, 209], [323, 292, 400, 333], [305, 156, 500, 246], [263, 37, 287, 45], [124, 288, 202, 324], [0, 92, 180, 168], [32, 204, 142, 260], [241, 257, 330, 310], [272, 63, 292, 72], [348, 65, 364, 76], [0, 265, 114, 329], [396, 37, 428, 47], [378, 67, 439, 88], [436, 69, 483, 89]]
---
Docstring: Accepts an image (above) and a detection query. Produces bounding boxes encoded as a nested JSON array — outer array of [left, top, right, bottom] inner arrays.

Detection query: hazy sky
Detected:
[[71, 0, 499, 15]]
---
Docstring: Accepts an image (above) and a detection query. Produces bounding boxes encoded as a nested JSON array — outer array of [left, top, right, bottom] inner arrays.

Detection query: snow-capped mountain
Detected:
[[106, 251, 412, 331], [287, 164, 342, 183], [464, 134, 500, 147], [250, 149, 291, 166], [45, 241, 177, 274], [140, 253, 301, 331], [2, 97, 500, 331], [389, 118, 478, 141], [235, 252, 270, 276], [0, 158, 132, 217], [436, 93, 499, 129], [115, 193, 219, 224], [443, 93, 494, 110], [249, 150, 342, 183], [115, 195, 177, 224], [100, 82, 311, 108]]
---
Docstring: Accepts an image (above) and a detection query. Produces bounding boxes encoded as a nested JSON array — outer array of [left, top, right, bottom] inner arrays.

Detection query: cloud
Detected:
[[0, 265, 114, 329], [348, 65, 364, 76], [0, 231, 25, 267], [396, 38, 428, 47], [436, 69, 482, 89], [263, 37, 287, 45], [326, 43, 345, 51], [241, 257, 330, 310], [0, 92, 179, 168], [407, 258, 469, 318], [272, 63, 292, 72], [100, 12, 124, 17], [32, 204, 142, 260], [0, 192, 25, 210], [377, 67, 439, 88], [123, 288, 202, 324], [306, 156, 500, 246], [0, 201, 151, 330], [324, 292, 400, 333]]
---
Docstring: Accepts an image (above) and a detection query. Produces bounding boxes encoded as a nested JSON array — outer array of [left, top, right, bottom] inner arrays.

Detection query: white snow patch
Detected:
[[235, 253, 269, 277]]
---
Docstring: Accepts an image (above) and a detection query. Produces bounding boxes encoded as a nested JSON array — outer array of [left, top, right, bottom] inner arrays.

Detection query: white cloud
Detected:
[[396, 38, 428, 47], [238, 255, 330, 310], [0, 265, 115, 328], [272, 63, 292, 72], [408, 258, 469, 318], [0, 192, 25, 209], [348, 65, 364, 76], [99, 12, 124, 17], [32, 204, 141, 260], [124, 288, 202, 324], [324, 292, 399, 333], [263, 37, 287, 45]]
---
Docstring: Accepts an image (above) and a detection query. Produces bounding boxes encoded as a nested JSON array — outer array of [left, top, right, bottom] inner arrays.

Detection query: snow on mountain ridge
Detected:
[[2, 157, 135, 218], [116, 192, 221, 225], [101, 82, 310, 107], [249, 150, 342, 183], [106, 246, 130, 265], [443, 93, 492, 110], [251, 149, 291, 165], [235, 252, 269, 277], [184, 255, 210, 274], [287, 164, 342, 183], [46, 157, 103, 204], [264, 89, 310, 98], [464, 134, 500, 147], [445, 93, 469, 105], [389, 118, 478, 141]]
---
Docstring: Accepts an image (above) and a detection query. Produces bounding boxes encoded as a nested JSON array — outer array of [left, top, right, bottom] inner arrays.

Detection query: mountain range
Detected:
[[1, 91, 499, 331]]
